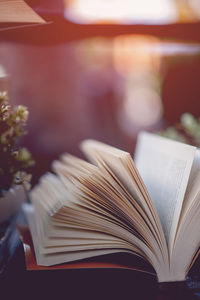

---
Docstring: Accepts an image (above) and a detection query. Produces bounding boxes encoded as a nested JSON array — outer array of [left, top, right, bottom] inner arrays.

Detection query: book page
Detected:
[[80, 139, 169, 270], [168, 149, 200, 278], [179, 149, 200, 219], [0, 0, 45, 24], [134, 132, 196, 251], [24, 204, 143, 266]]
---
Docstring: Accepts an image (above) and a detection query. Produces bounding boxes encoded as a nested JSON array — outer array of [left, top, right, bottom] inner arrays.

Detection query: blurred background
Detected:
[[1, 0, 200, 185]]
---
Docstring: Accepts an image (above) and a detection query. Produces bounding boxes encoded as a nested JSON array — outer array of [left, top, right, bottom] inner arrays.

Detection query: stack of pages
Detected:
[[25, 132, 200, 282]]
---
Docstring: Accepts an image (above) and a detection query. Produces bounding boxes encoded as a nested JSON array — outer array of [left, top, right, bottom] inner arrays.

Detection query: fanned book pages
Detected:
[[25, 132, 200, 283], [0, 0, 45, 31]]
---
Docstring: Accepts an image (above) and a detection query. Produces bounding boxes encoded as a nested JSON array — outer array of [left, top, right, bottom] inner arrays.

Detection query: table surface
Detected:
[[1, 222, 200, 299]]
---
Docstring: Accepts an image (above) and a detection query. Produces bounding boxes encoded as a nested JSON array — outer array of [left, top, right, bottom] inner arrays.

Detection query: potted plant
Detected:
[[0, 91, 34, 276], [158, 113, 200, 147], [0, 90, 34, 225]]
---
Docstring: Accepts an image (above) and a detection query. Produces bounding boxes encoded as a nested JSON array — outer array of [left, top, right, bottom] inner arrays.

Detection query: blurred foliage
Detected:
[[158, 113, 200, 147], [0, 91, 34, 197]]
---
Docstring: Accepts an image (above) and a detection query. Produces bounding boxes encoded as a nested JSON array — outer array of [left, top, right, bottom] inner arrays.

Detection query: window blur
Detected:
[[64, 0, 200, 24], [0, 0, 200, 185]]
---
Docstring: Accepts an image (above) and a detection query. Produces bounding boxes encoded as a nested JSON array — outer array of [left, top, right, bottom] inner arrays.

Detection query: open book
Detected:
[[0, 0, 45, 31], [25, 132, 200, 283]]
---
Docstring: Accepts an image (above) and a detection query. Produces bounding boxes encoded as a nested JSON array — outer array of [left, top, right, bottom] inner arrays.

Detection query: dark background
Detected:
[[1, 0, 200, 186]]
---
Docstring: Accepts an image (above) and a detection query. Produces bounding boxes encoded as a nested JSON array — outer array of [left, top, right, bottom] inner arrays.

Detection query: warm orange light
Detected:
[[74, 38, 112, 69], [123, 86, 163, 127], [112, 35, 163, 132], [73, 35, 165, 133], [113, 35, 161, 76], [175, 0, 197, 22], [188, 0, 200, 20]]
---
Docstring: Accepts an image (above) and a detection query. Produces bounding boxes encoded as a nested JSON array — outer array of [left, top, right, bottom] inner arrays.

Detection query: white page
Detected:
[[23, 204, 137, 266], [134, 132, 196, 251], [0, 0, 45, 23], [179, 149, 200, 218]]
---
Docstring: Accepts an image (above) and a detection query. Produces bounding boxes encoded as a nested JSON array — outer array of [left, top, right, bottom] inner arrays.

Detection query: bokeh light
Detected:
[[65, 0, 178, 24]]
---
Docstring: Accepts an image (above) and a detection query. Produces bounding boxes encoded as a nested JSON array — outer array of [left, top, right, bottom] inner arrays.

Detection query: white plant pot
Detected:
[[0, 185, 26, 223]]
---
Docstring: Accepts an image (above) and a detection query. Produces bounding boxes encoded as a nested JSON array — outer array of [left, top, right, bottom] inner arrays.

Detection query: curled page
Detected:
[[134, 132, 196, 251]]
